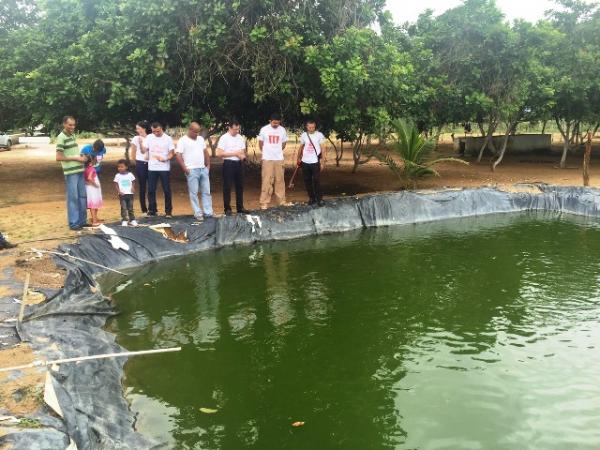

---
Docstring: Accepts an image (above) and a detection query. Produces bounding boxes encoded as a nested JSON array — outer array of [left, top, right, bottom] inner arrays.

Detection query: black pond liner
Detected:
[[6, 185, 600, 449]]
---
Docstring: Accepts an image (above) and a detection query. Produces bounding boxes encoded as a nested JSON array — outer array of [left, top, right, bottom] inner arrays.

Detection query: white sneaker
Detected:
[[130, 220, 138, 227], [121, 221, 128, 227]]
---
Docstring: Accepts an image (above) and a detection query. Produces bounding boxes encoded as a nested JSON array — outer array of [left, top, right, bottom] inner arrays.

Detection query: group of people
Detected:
[[56, 114, 328, 230]]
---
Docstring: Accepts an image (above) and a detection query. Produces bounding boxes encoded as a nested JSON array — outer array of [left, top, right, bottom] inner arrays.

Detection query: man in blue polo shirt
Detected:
[[80, 139, 107, 173]]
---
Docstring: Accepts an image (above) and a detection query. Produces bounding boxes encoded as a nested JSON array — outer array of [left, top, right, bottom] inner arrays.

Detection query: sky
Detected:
[[386, 0, 556, 24]]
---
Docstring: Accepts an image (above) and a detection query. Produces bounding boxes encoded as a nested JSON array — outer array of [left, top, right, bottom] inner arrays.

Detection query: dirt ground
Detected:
[[0, 344, 45, 415]]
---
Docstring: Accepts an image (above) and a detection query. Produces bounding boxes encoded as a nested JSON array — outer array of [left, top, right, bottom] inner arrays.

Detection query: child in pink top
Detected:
[[84, 155, 103, 226]]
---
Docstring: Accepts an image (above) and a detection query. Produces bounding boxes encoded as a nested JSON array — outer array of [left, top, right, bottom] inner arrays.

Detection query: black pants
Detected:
[[148, 170, 172, 215], [119, 194, 135, 221], [302, 162, 322, 203], [135, 161, 149, 213], [222, 159, 244, 211]]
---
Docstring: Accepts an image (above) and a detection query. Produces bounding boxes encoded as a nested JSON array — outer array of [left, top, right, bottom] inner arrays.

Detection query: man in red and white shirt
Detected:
[[258, 113, 289, 209]]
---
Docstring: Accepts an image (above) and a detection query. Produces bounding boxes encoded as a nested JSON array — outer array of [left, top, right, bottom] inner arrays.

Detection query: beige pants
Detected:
[[260, 160, 286, 207]]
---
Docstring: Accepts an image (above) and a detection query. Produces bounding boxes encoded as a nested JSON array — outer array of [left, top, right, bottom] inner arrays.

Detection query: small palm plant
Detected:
[[378, 119, 468, 187]]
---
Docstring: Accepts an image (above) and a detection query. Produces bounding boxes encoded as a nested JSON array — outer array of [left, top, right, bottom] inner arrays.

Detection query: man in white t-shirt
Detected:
[[258, 113, 290, 209], [146, 122, 175, 217], [175, 122, 213, 220], [216, 120, 249, 215], [297, 119, 327, 206]]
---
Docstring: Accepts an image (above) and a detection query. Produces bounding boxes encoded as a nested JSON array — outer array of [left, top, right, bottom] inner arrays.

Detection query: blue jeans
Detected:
[[187, 167, 213, 217], [65, 172, 87, 228]]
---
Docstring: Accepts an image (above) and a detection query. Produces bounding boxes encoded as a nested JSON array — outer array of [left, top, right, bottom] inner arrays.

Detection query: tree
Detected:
[[542, 0, 600, 167], [301, 27, 413, 172], [400, 10, 464, 142], [0, 0, 386, 135]]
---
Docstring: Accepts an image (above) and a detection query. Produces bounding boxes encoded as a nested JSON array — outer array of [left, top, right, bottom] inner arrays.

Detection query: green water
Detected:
[[106, 213, 600, 450]]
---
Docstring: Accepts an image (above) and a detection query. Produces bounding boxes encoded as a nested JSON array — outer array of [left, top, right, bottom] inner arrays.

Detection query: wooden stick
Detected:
[[18, 272, 30, 324], [288, 165, 301, 189], [28, 248, 126, 275], [0, 346, 182, 372]]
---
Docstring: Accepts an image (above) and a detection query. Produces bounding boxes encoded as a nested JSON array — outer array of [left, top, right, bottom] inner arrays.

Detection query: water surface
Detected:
[[107, 213, 600, 449]]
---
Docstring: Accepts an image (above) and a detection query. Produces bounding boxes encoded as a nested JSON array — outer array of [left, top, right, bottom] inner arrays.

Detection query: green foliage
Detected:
[[0, 0, 599, 176], [303, 27, 413, 170], [0, 0, 386, 134], [379, 119, 468, 182]]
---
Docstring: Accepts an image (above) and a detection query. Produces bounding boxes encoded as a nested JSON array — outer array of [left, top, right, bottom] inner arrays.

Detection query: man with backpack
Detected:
[[297, 119, 327, 206]]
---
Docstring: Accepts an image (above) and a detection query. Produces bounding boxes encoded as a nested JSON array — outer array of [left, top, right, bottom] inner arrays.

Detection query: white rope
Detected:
[[28, 247, 126, 275], [0, 346, 181, 372]]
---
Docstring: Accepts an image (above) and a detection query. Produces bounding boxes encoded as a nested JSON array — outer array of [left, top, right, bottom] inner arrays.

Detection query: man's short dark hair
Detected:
[[305, 118, 317, 126], [269, 113, 281, 122], [117, 159, 128, 167], [151, 121, 162, 129], [62, 115, 76, 124], [92, 139, 104, 151], [228, 119, 241, 128]]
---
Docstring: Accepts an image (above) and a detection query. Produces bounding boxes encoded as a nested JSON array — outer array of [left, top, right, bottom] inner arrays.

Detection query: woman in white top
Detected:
[[129, 120, 150, 214]]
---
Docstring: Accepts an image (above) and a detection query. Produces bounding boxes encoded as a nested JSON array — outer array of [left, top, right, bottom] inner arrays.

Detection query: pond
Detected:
[[106, 213, 600, 450]]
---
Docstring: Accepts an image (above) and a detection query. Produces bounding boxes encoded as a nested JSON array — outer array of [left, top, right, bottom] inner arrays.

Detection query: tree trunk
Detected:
[[433, 125, 443, 150], [351, 133, 364, 173], [124, 136, 131, 164], [477, 121, 497, 163], [477, 121, 484, 137], [207, 135, 217, 158], [556, 118, 571, 169], [541, 120, 547, 134], [326, 137, 340, 167], [569, 121, 580, 147], [491, 123, 515, 172], [327, 138, 344, 167], [583, 132, 592, 186]]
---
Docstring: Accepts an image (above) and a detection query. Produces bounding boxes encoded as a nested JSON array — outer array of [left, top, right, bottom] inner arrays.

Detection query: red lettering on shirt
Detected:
[[268, 135, 280, 144]]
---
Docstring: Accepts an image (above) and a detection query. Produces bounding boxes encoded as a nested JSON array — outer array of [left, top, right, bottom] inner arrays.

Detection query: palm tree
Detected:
[[378, 119, 468, 187]]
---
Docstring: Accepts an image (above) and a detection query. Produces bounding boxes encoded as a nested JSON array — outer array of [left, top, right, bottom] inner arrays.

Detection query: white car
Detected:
[[0, 132, 12, 149]]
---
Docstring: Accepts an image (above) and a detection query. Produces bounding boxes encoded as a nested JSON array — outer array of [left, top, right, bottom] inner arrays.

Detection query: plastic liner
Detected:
[[0, 232, 16, 249], [7, 185, 600, 449]]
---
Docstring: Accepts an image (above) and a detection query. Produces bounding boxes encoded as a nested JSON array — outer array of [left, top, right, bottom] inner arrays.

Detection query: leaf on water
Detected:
[[291, 421, 305, 427], [199, 408, 218, 414]]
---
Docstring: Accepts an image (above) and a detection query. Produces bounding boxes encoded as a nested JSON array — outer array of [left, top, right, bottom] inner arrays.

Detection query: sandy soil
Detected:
[[0, 344, 45, 416]]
